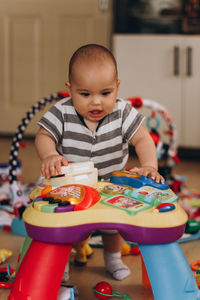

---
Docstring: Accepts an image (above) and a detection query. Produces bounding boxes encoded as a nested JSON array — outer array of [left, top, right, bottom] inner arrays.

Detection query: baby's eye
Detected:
[[102, 91, 111, 96], [80, 92, 90, 97]]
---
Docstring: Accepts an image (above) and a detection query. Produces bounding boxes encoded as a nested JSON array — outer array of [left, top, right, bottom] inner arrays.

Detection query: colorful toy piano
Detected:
[[8, 163, 200, 300]]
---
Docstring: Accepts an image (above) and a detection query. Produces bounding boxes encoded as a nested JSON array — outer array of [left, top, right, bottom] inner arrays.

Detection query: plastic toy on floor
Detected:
[[0, 249, 13, 264], [179, 188, 200, 219], [195, 271, 200, 289], [8, 161, 200, 300], [185, 220, 200, 234], [121, 242, 140, 256], [191, 260, 200, 289], [0, 160, 31, 213], [93, 281, 131, 299], [57, 285, 78, 300], [73, 236, 93, 266], [0, 265, 15, 289]]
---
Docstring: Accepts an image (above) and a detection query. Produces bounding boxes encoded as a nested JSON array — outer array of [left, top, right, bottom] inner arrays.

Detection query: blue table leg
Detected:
[[139, 242, 200, 300]]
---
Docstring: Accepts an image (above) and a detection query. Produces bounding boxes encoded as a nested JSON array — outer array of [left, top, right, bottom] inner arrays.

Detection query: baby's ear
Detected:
[[65, 81, 71, 94]]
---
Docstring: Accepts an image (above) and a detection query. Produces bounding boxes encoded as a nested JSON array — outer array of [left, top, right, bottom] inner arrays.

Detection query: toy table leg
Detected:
[[8, 240, 72, 300], [139, 242, 200, 300]]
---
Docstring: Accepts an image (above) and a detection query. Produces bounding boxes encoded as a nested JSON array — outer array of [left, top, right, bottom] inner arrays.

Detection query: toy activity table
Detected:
[[8, 164, 200, 300]]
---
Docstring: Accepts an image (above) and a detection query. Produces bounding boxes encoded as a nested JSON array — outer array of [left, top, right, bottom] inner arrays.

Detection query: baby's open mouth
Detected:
[[89, 110, 103, 117]]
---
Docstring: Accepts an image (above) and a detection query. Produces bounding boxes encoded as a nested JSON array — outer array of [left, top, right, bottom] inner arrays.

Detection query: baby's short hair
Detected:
[[68, 44, 118, 82]]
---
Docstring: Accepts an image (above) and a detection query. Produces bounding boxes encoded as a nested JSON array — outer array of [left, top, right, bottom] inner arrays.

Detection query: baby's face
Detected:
[[66, 60, 120, 128]]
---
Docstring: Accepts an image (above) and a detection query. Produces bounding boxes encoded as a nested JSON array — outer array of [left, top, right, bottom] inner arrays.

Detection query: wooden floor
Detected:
[[0, 137, 200, 300]]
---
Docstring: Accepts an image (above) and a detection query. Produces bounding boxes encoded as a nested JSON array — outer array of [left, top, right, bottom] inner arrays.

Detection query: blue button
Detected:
[[157, 203, 176, 213]]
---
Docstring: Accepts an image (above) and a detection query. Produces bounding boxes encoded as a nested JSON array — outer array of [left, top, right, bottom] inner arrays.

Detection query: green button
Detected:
[[41, 203, 58, 213]]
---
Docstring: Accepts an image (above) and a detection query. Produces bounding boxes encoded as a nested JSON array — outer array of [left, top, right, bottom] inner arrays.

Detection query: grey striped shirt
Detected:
[[38, 97, 144, 179]]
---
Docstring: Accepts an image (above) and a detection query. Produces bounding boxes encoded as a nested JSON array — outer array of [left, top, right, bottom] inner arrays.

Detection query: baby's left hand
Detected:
[[129, 166, 165, 184]]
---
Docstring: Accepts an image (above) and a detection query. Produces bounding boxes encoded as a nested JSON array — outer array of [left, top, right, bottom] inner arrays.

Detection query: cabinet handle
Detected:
[[99, 0, 109, 12], [174, 46, 179, 76], [187, 47, 192, 77]]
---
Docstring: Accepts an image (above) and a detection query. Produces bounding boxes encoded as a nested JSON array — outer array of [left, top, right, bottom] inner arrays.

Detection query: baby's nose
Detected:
[[91, 96, 101, 105]]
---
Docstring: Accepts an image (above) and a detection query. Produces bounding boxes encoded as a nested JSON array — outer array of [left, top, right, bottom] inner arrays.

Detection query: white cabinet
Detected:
[[113, 34, 200, 148]]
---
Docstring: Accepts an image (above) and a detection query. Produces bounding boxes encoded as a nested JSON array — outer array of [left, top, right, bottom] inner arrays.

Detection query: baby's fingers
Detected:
[[129, 167, 142, 175], [61, 157, 68, 166], [49, 164, 56, 177], [156, 174, 165, 184], [41, 163, 47, 178], [149, 171, 165, 184], [44, 161, 56, 179], [55, 159, 62, 175], [143, 169, 155, 178], [40, 164, 45, 177], [41, 163, 51, 179]]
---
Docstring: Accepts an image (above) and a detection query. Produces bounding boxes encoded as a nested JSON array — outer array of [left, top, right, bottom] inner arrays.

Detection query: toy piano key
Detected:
[[46, 185, 85, 204], [45, 184, 100, 211]]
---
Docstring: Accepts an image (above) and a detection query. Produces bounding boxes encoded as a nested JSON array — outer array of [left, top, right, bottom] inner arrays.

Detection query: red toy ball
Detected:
[[130, 245, 141, 255], [94, 281, 112, 300]]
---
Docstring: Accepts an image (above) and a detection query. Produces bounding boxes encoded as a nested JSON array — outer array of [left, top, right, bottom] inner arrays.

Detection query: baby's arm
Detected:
[[35, 127, 68, 179], [129, 125, 164, 183]]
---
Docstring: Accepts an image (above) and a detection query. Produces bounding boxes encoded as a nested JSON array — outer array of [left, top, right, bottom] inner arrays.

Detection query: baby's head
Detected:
[[68, 44, 118, 83], [65, 44, 120, 128]]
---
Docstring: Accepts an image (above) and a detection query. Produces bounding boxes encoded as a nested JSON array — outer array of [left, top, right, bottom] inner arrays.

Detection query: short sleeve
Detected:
[[121, 100, 144, 141], [38, 103, 64, 144]]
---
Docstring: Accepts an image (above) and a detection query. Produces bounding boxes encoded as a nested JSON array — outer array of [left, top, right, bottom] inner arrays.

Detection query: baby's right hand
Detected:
[[40, 154, 68, 179]]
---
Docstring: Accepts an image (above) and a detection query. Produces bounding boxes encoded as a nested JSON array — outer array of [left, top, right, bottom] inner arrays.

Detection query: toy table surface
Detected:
[[23, 182, 187, 245]]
